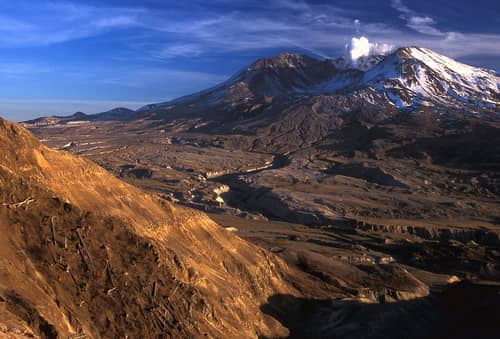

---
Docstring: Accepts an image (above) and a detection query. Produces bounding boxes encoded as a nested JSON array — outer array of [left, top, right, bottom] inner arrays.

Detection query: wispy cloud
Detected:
[[391, 0, 444, 36], [0, 15, 34, 32], [0, 62, 52, 78], [129, 0, 500, 61], [386, 0, 500, 59], [94, 67, 227, 90], [0, 1, 143, 47], [152, 44, 204, 59], [131, 5, 395, 60], [1, 0, 499, 61]]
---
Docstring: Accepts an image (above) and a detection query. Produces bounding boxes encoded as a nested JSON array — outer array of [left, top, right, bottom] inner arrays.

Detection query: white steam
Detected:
[[347, 36, 393, 64]]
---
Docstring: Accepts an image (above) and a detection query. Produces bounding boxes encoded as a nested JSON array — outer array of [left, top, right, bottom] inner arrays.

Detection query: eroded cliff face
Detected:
[[0, 118, 296, 338]]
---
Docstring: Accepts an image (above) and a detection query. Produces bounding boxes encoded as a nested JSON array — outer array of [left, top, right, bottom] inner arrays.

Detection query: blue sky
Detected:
[[1, 0, 499, 121]]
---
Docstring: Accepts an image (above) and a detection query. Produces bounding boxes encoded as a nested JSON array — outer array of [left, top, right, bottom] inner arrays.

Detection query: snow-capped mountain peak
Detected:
[[137, 47, 499, 115], [361, 46, 499, 108]]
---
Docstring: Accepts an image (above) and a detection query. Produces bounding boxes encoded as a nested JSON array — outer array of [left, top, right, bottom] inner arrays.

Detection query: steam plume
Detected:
[[347, 36, 393, 65]]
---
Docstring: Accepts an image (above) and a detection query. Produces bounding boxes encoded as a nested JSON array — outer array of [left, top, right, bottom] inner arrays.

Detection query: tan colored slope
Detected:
[[0, 118, 298, 338]]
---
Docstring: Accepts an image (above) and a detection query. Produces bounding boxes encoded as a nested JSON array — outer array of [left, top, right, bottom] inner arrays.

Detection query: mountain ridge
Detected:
[[24, 46, 499, 128], [137, 46, 499, 112]]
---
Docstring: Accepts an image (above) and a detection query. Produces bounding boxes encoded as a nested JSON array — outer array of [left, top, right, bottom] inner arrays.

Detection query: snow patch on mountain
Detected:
[[406, 48, 498, 91], [360, 47, 500, 108]]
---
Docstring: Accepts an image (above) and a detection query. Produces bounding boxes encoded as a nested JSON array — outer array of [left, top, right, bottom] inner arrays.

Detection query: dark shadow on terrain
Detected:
[[325, 163, 409, 188], [364, 240, 500, 281], [388, 123, 500, 171], [3, 291, 58, 339], [260, 282, 500, 339], [316, 121, 394, 156]]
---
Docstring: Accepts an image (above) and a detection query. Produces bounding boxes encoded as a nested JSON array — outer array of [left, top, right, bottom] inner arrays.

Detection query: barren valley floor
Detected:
[[21, 115, 500, 337]]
